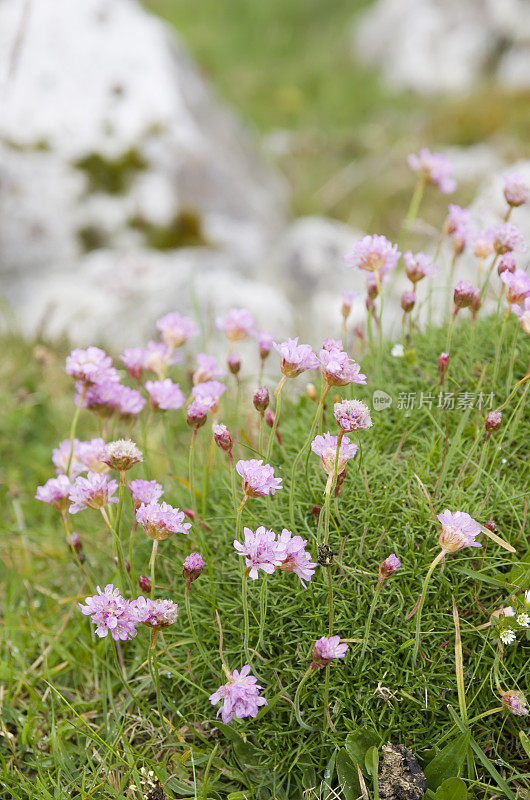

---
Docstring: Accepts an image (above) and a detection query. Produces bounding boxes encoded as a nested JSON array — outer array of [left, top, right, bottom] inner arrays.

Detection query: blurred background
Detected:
[[1, 0, 530, 347]]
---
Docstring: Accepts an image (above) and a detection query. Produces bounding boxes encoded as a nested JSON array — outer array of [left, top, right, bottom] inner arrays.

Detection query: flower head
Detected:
[[236, 459, 282, 498], [404, 251, 438, 284], [156, 312, 198, 349], [216, 308, 255, 341], [453, 280, 476, 309], [79, 584, 138, 640], [187, 399, 213, 429], [503, 173, 529, 208], [193, 353, 225, 384], [145, 379, 185, 411], [35, 475, 72, 512], [500, 629, 517, 645], [128, 479, 164, 510], [500, 268, 530, 306], [136, 501, 191, 540], [209, 665, 267, 723], [101, 440, 143, 472], [65, 347, 118, 386], [276, 529, 316, 587], [515, 296, 530, 334], [78, 438, 108, 473], [345, 235, 400, 275], [183, 553, 205, 583], [319, 341, 366, 387], [69, 472, 118, 514], [213, 423, 233, 453], [143, 340, 180, 379], [120, 347, 147, 380], [253, 386, 270, 413], [472, 229, 495, 260], [234, 526, 284, 579], [311, 432, 358, 476], [401, 290, 416, 312], [334, 399, 372, 432], [311, 636, 349, 668], [494, 223, 526, 255], [485, 411, 502, 433], [52, 439, 85, 477], [79, 381, 146, 418], [192, 381, 226, 411], [132, 596, 179, 628], [273, 338, 319, 377], [501, 690, 528, 715], [437, 510, 481, 553], [379, 553, 401, 579], [341, 290, 357, 318], [408, 148, 456, 194]]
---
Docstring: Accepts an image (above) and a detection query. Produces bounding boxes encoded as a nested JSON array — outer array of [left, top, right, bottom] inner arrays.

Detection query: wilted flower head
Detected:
[[79, 584, 138, 640], [209, 665, 267, 723], [145, 379, 185, 411], [345, 234, 400, 275], [128, 479, 164, 510], [132, 596, 179, 628], [273, 338, 319, 377], [401, 290, 416, 312], [407, 148, 456, 194], [334, 399, 372, 432], [234, 526, 284, 579], [102, 439, 143, 472], [216, 308, 255, 341], [156, 312, 198, 349], [193, 353, 225, 384], [453, 280, 476, 309], [500, 268, 530, 305], [503, 173, 529, 208], [183, 553, 205, 584], [485, 411, 502, 432], [319, 341, 366, 387], [52, 439, 85, 478], [276, 529, 316, 587], [501, 690, 528, 716], [35, 475, 71, 512], [404, 251, 438, 284], [379, 553, 401, 579], [472, 229, 495, 260], [136, 501, 191, 540], [258, 330, 274, 360], [494, 223, 526, 255], [69, 472, 118, 514], [311, 432, 358, 476], [437, 510, 481, 553], [65, 347, 119, 386], [311, 636, 349, 668], [120, 347, 147, 380], [236, 459, 282, 498]]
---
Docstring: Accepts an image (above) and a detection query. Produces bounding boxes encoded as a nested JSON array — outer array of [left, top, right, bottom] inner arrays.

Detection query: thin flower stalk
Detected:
[[492, 309, 511, 387], [360, 577, 384, 660], [294, 665, 315, 731], [266, 375, 286, 461], [184, 582, 210, 667], [100, 507, 128, 593], [402, 176, 426, 239], [258, 575, 268, 653], [412, 549, 445, 665]]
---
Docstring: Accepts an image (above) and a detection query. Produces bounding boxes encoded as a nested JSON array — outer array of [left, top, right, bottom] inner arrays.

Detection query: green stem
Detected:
[[258, 574, 268, 653], [505, 324, 520, 395], [289, 383, 329, 527], [412, 549, 445, 666], [189, 429, 199, 523], [66, 401, 83, 477], [293, 665, 315, 731], [149, 637, 167, 733], [149, 539, 158, 601], [495, 371, 530, 413], [101, 507, 127, 593], [445, 311, 457, 356], [480, 253, 500, 301], [266, 375, 286, 462], [361, 578, 383, 660], [242, 572, 251, 663], [471, 434, 491, 488], [492, 309, 510, 388], [184, 583, 210, 667], [323, 432, 344, 546], [258, 413, 264, 457], [402, 177, 426, 239]]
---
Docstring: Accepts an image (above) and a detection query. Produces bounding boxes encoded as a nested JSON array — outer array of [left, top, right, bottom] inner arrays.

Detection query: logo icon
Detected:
[[372, 390, 392, 411]]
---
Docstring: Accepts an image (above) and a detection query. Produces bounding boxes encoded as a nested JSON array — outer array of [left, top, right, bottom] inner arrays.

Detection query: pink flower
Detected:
[[193, 353, 225, 384], [78, 381, 146, 418], [236, 459, 282, 498], [341, 290, 357, 318], [216, 308, 255, 341], [514, 296, 530, 334], [183, 553, 205, 583], [258, 331, 274, 359], [443, 204, 472, 253], [78, 438, 108, 473], [276, 529, 316, 587], [52, 439, 84, 477], [143, 340, 181, 379], [485, 411, 502, 432], [145, 379, 185, 411], [35, 475, 71, 512], [494, 223, 526, 255], [213, 423, 233, 453], [65, 347, 119, 386], [345, 235, 400, 275], [408, 148, 456, 193], [319, 341, 367, 387], [69, 472, 118, 514], [132, 597, 179, 628], [273, 337, 319, 377], [128, 479, 164, 510], [500, 268, 530, 306], [136, 501, 191, 540], [503, 173, 529, 208], [79, 584, 138, 640], [498, 253, 517, 276], [453, 281, 476, 309], [156, 312, 198, 349], [401, 290, 416, 312], [472, 229, 495, 260], [311, 636, 349, 668], [311, 432, 358, 476], [234, 526, 285, 579], [192, 380, 226, 411], [379, 553, 401, 579], [120, 347, 147, 380], [187, 399, 213, 429], [501, 690, 528, 716], [437, 510, 481, 553], [403, 251, 438, 284], [334, 399, 372, 432], [209, 665, 267, 723]]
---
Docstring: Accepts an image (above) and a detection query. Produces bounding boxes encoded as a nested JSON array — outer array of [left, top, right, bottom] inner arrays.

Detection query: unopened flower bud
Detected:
[[470, 288, 481, 317], [114, 556, 131, 573], [186, 402, 208, 430], [265, 409, 275, 428], [68, 531, 82, 553], [438, 352, 449, 383], [401, 290, 416, 312], [258, 331, 274, 360], [306, 383, 318, 403], [354, 325, 364, 340], [484, 520, 497, 533], [501, 689, 528, 716], [454, 280, 475, 309], [341, 291, 356, 319], [138, 575, 152, 593], [227, 352, 241, 375], [213, 423, 233, 453], [367, 277, 379, 300], [183, 552, 205, 584], [379, 553, 401, 579], [451, 233, 466, 255], [253, 386, 269, 413], [312, 505, 321, 521], [485, 411, 502, 432]]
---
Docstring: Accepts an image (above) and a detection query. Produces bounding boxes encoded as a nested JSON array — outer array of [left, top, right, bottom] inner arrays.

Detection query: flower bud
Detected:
[[470, 288, 481, 317], [367, 277, 379, 300], [453, 280, 475, 309], [379, 553, 401, 579], [484, 520, 497, 533], [503, 174, 528, 208], [306, 383, 318, 403], [341, 291, 356, 319], [114, 556, 131, 573], [401, 290, 416, 312], [312, 505, 321, 521], [67, 531, 82, 553], [451, 232, 466, 255], [227, 352, 241, 375], [438, 352, 449, 383], [213, 423, 233, 453], [186, 402, 208, 430], [253, 386, 269, 413], [485, 411, 502, 432], [501, 690, 528, 716], [258, 332, 273, 360], [265, 409, 275, 428], [183, 552, 205, 584], [354, 325, 364, 340], [138, 574, 152, 593]]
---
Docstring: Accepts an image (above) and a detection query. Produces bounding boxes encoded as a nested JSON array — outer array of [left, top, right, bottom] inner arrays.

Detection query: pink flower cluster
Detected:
[[128, 479, 164, 509], [236, 459, 282, 498], [345, 234, 400, 276], [209, 665, 267, 723], [79, 585, 179, 639], [156, 312, 198, 349], [216, 308, 255, 341], [311, 432, 358, 475], [69, 472, 118, 514], [310, 636, 349, 668], [136, 501, 191, 540], [334, 399, 372, 432], [408, 148, 456, 194], [319, 339, 366, 387], [145, 378, 185, 411], [274, 338, 319, 377], [234, 527, 316, 586], [437, 510, 481, 553]]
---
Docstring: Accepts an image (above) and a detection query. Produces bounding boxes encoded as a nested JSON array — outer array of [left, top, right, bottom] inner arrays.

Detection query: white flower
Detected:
[[500, 629, 516, 645], [525, 590, 530, 605], [503, 606, 515, 617], [517, 613, 530, 628], [391, 344, 405, 358]]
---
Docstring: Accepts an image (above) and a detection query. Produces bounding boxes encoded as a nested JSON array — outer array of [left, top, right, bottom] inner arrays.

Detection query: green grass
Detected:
[[1, 310, 529, 798]]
